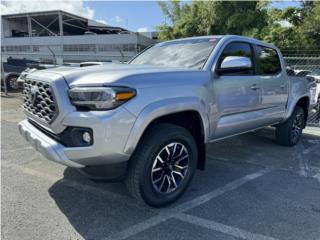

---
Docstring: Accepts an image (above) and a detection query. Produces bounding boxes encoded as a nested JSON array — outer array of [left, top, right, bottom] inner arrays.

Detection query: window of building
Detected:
[[63, 44, 96, 52], [98, 44, 114, 52], [5, 45, 30, 52], [98, 44, 136, 52], [33, 46, 39, 52]]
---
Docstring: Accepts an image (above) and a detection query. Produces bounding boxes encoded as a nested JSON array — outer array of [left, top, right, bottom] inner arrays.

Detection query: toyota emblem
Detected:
[[29, 85, 39, 106]]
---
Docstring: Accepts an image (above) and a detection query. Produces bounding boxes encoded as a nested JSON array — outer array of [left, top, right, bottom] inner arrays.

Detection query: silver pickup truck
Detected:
[[18, 35, 312, 206]]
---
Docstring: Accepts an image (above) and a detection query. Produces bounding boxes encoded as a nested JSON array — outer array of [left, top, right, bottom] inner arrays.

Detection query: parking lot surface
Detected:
[[2, 93, 320, 240]]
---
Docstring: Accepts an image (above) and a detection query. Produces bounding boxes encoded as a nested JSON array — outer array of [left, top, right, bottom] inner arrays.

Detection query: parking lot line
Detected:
[[302, 143, 320, 154], [206, 156, 230, 162], [104, 168, 271, 240], [4, 163, 155, 211], [175, 213, 279, 240]]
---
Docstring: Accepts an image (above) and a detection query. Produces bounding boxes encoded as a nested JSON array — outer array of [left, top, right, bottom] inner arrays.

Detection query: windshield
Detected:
[[130, 38, 220, 69]]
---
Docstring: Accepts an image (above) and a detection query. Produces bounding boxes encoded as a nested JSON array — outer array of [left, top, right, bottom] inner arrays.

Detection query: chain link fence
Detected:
[[283, 55, 320, 127]]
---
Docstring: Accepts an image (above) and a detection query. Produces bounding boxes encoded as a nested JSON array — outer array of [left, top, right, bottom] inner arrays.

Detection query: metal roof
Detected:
[[1, 10, 128, 33]]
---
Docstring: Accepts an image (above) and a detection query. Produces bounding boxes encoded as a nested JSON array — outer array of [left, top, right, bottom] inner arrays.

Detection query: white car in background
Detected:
[[307, 69, 320, 108], [307, 70, 320, 113]]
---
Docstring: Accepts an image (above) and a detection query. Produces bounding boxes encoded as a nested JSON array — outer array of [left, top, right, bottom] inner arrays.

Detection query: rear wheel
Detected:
[[275, 106, 305, 146], [125, 123, 197, 207]]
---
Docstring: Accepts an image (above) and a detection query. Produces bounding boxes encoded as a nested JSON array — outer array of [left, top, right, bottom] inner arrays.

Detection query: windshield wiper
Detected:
[[186, 57, 208, 69]]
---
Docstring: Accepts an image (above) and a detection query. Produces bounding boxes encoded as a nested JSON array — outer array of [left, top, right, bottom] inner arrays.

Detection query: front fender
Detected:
[[123, 97, 209, 155], [4, 72, 19, 80]]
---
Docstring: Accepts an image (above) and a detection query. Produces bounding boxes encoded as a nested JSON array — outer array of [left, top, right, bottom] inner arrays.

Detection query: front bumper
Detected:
[[18, 119, 84, 168], [310, 83, 320, 107], [18, 107, 136, 168]]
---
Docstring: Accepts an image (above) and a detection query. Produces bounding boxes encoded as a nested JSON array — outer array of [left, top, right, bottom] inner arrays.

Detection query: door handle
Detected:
[[250, 84, 260, 90]]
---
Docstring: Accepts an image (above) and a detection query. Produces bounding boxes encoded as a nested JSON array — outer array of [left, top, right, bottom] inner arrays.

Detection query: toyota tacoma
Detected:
[[18, 35, 312, 206]]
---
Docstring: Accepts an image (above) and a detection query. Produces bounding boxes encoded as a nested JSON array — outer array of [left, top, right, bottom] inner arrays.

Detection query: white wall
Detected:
[[1, 33, 155, 63], [3, 33, 138, 45]]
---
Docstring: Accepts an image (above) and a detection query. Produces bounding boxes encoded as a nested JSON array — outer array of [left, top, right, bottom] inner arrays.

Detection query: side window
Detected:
[[256, 46, 281, 75], [218, 42, 254, 75]]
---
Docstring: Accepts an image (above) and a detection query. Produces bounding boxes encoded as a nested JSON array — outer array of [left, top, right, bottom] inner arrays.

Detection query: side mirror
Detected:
[[217, 56, 252, 74]]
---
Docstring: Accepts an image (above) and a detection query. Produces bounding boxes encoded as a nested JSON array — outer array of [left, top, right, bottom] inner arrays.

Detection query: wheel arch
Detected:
[[124, 97, 209, 170], [5, 72, 20, 81], [284, 95, 310, 128]]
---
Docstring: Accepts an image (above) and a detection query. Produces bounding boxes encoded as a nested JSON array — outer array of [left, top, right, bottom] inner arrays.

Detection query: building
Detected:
[[139, 32, 158, 41], [1, 10, 156, 63]]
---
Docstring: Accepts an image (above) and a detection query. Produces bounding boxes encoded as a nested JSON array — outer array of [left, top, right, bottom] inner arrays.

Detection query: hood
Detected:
[[35, 63, 206, 88]]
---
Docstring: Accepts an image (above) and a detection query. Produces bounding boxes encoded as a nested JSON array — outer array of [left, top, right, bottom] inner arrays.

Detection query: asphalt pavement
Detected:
[[2, 93, 320, 240]]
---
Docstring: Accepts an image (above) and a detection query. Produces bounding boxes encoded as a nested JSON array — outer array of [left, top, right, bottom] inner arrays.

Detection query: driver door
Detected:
[[212, 42, 264, 139]]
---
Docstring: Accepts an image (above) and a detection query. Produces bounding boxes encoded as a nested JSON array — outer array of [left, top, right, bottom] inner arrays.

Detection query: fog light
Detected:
[[82, 131, 91, 143]]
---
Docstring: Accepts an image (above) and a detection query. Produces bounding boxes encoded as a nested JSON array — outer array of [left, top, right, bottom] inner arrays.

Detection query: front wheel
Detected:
[[275, 106, 305, 146], [125, 123, 197, 207], [6, 75, 19, 91]]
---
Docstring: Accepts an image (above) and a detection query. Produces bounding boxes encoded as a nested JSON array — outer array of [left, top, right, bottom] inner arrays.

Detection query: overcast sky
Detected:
[[0, 0, 301, 32]]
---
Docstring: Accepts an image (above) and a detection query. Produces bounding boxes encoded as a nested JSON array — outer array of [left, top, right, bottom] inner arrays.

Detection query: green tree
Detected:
[[301, 1, 320, 47], [156, 1, 320, 51], [258, 1, 320, 50], [156, 1, 269, 40]]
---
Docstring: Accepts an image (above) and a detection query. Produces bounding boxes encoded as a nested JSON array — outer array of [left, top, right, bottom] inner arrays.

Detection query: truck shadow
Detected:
[[207, 128, 320, 167], [48, 127, 320, 239], [48, 157, 259, 240], [48, 167, 156, 239]]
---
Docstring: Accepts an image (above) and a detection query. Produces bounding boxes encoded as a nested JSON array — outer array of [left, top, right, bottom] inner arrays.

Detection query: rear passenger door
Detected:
[[255, 45, 288, 121]]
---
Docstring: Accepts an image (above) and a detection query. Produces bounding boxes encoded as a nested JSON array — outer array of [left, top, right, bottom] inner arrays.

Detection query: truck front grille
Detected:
[[23, 79, 57, 123]]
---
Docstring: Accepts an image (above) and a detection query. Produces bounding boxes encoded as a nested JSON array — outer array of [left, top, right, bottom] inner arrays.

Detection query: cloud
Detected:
[[114, 15, 123, 23], [137, 27, 148, 32], [0, 0, 95, 19], [96, 19, 108, 25]]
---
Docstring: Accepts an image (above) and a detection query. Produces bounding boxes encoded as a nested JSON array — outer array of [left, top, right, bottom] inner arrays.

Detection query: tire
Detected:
[[125, 123, 197, 207], [275, 106, 305, 146], [6, 75, 19, 91]]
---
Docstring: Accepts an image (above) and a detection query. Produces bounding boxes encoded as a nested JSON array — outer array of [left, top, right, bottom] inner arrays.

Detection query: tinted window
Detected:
[[256, 46, 281, 75], [218, 42, 253, 74]]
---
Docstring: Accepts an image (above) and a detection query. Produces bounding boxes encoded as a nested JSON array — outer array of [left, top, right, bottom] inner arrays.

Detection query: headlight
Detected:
[[68, 87, 136, 110]]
